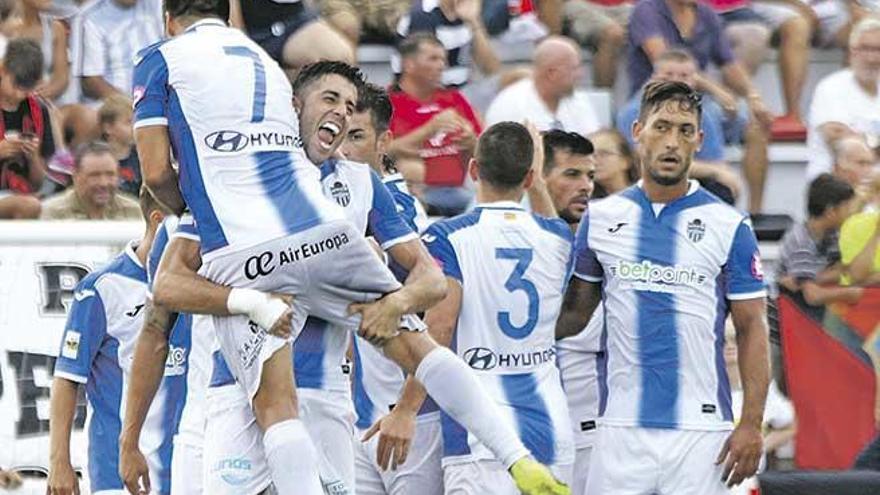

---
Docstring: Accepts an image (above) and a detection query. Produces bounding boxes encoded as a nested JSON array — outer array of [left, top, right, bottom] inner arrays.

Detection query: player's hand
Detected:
[[1, 469, 23, 490], [119, 443, 151, 494], [716, 422, 763, 487], [47, 461, 79, 495], [362, 407, 417, 471], [509, 456, 570, 495], [524, 120, 545, 179], [349, 293, 405, 346], [266, 294, 294, 338]]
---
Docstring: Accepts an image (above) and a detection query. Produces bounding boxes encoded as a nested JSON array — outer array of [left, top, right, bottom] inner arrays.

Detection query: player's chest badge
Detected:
[[330, 180, 351, 207], [687, 218, 705, 243]]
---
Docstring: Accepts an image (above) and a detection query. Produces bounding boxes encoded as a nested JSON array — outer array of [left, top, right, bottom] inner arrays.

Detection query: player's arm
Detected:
[[137, 126, 185, 216], [525, 123, 557, 218], [555, 277, 602, 339], [152, 236, 293, 336], [48, 377, 81, 495], [119, 302, 176, 495], [717, 297, 769, 487], [367, 277, 462, 470]]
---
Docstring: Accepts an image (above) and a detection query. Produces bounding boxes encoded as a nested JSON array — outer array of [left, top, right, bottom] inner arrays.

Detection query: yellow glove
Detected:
[[509, 457, 570, 495]]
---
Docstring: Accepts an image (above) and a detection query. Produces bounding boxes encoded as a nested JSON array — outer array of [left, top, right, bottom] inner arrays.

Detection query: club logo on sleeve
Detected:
[[62, 331, 81, 360], [751, 252, 765, 281], [132, 85, 145, 107], [687, 218, 705, 243]]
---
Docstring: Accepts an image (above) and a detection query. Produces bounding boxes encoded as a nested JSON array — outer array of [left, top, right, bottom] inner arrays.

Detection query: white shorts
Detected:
[[584, 425, 730, 495], [203, 384, 357, 495], [170, 439, 203, 495], [570, 445, 593, 495], [354, 413, 444, 495], [556, 347, 600, 450], [443, 459, 573, 495], [201, 220, 424, 401]]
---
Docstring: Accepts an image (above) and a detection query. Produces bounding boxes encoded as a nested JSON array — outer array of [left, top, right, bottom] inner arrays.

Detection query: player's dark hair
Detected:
[[541, 130, 593, 175], [164, 0, 228, 21], [476, 122, 533, 190], [356, 82, 392, 135], [398, 32, 444, 60], [291, 61, 365, 99], [3, 38, 43, 89], [807, 173, 855, 218], [638, 80, 702, 125], [73, 140, 114, 171]]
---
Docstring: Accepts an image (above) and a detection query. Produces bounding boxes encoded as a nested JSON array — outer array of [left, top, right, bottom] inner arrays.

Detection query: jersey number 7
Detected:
[[223, 46, 267, 123], [496, 248, 539, 340]]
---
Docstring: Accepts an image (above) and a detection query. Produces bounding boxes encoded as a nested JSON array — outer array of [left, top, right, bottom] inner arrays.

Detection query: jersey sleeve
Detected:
[[53, 281, 107, 384], [132, 45, 170, 129], [422, 224, 462, 283], [725, 219, 767, 300], [172, 212, 201, 242], [368, 170, 417, 250], [572, 214, 603, 282]]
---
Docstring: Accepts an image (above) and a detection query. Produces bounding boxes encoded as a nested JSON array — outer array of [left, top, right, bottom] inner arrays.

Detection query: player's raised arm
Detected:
[[136, 126, 185, 216]]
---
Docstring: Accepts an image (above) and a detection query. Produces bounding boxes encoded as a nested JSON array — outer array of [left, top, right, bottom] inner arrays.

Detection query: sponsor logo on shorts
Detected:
[[239, 329, 267, 370], [323, 480, 350, 495], [164, 345, 187, 377], [62, 331, 81, 360], [462, 346, 555, 371], [243, 232, 351, 280], [213, 457, 252, 486], [204, 130, 303, 152]]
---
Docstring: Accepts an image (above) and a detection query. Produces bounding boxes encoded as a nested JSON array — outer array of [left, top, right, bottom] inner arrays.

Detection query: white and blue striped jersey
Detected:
[[210, 159, 417, 398], [54, 243, 185, 494], [148, 216, 212, 449], [382, 172, 429, 233], [131, 19, 344, 261], [572, 181, 766, 431], [422, 202, 575, 467]]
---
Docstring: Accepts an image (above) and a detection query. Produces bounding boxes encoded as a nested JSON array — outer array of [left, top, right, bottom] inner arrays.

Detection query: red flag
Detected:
[[778, 295, 877, 469]]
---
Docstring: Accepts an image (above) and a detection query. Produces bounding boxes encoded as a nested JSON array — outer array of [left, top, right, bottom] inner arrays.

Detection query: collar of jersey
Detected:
[[473, 201, 524, 211], [122, 240, 148, 282], [185, 18, 226, 33]]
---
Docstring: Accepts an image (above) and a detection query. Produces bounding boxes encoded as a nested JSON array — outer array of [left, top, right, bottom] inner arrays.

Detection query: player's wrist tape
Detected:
[[227, 288, 288, 330]]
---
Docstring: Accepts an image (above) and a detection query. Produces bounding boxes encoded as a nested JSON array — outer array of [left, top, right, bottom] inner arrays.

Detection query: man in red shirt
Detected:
[[388, 32, 482, 216]]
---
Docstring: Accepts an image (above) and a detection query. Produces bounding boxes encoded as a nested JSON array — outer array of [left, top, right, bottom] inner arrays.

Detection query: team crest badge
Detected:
[[330, 181, 350, 207], [687, 218, 705, 243]]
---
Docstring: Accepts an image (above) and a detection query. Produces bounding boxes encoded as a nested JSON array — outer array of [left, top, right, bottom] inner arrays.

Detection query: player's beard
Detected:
[[647, 156, 690, 186]]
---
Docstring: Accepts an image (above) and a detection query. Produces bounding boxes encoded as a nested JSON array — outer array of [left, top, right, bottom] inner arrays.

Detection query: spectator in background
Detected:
[[5, 0, 73, 103], [588, 128, 638, 198], [98, 94, 139, 197], [626, 0, 773, 213], [41, 140, 139, 219], [563, 0, 631, 88], [485, 36, 600, 135], [395, 0, 501, 87], [807, 17, 880, 180], [840, 175, 880, 286], [758, 0, 873, 50], [318, 0, 411, 44], [707, 0, 812, 138], [388, 33, 481, 216], [228, 0, 354, 77], [777, 174, 861, 318], [831, 135, 878, 191], [540, 129, 594, 224], [0, 38, 54, 194], [72, 0, 163, 100], [616, 49, 743, 202]]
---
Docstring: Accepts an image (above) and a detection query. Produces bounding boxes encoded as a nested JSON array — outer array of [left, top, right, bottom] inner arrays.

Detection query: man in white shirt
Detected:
[[485, 36, 600, 136], [807, 17, 880, 179]]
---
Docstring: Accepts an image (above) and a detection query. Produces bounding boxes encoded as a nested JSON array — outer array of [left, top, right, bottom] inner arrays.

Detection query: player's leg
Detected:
[[570, 446, 593, 495], [658, 430, 730, 495], [171, 439, 203, 495], [583, 426, 659, 495], [298, 388, 356, 492], [354, 438, 389, 495], [253, 343, 323, 495], [443, 460, 519, 495]]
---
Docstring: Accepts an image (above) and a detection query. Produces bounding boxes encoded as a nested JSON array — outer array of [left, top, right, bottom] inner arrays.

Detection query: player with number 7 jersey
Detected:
[[421, 122, 576, 494]]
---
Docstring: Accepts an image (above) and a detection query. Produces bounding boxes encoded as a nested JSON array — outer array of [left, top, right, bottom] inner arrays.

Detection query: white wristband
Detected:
[[227, 288, 290, 332]]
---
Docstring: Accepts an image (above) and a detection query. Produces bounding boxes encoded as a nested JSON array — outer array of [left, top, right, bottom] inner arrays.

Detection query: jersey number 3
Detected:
[[223, 46, 266, 123], [496, 248, 539, 339]]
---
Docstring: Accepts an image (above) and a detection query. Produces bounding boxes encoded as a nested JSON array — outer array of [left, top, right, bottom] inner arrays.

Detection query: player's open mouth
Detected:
[[317, 121, 341, 150], [570, 195, 589, 207], [659, 155, 680, 165]]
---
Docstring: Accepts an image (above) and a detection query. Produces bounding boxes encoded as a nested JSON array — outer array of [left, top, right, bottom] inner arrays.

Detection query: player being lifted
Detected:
[[556, 81, 770, 495], [124, 2, 568, 488]]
